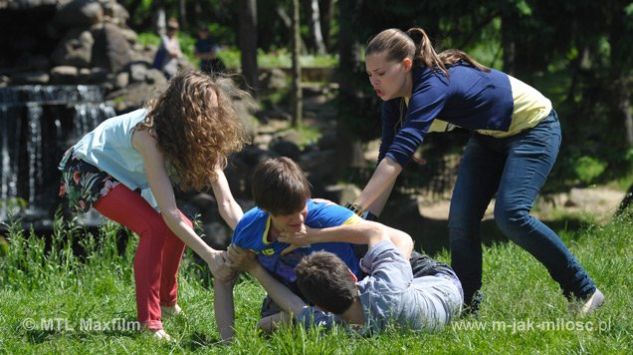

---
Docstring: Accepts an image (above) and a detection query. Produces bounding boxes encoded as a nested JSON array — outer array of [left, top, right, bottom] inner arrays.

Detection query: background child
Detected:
[[58, 71, 247, 340]]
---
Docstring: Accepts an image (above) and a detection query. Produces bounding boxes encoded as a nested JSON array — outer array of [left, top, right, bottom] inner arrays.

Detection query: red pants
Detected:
[[94, 184, 190, 330]]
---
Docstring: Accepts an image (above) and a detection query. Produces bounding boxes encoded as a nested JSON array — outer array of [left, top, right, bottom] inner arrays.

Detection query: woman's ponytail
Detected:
[[405, 27, 448, 76], [366, 27, 490, 76]]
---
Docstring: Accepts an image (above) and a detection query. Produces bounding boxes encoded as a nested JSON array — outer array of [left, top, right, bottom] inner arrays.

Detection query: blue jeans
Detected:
[[448, 110, 596, 303]]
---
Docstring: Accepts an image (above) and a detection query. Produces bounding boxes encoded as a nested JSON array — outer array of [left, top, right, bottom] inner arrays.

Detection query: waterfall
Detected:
[[0, 85, 114, 223]]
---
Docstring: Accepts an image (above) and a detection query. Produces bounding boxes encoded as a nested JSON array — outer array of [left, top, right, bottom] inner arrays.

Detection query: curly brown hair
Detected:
[[139, 71, 248, 191]]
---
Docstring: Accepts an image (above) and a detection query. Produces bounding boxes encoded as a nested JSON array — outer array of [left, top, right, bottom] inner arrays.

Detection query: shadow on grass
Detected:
[[181, 331, 227, 350], [381, 206, 591, 257], [25, 328, 140, 344]]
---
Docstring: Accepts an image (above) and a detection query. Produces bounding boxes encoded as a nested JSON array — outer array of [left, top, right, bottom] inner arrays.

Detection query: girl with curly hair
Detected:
[[59, 71, 248, 340]]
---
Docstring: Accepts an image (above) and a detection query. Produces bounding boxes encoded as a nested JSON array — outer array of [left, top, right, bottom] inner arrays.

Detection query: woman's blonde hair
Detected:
[[366, 28, 490, 76], [140, 71, 248, 191]]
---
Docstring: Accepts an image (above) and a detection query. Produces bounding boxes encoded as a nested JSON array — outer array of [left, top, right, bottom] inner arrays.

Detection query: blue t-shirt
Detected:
[[232, 199, 363, 287]]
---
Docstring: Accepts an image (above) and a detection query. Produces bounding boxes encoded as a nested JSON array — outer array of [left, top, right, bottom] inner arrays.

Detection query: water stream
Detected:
[[0, 85, 115, 224]]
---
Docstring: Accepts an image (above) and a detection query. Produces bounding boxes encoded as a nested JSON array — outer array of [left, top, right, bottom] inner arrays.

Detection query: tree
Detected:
[[239, 0, 259, 94], [336, 0, 367, 168], [307, 0, 326, 54], [291, 0, 302, 127]]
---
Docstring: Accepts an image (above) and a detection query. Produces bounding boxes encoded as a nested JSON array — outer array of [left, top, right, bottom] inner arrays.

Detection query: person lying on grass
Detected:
[[229, 221, 464, 335], [214, 157, 415, 340]]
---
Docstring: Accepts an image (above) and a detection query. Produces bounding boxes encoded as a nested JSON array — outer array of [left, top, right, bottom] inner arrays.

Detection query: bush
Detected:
[[574, 156, 607, 184]]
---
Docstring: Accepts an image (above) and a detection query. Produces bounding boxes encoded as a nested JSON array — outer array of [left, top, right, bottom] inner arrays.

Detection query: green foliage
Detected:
[[1, 213, 631, 352], [574, 156, 608, 184], [136, 31, 161, 47]]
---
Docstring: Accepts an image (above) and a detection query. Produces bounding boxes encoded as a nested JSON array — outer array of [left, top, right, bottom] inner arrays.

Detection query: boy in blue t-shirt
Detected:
[[215, 157, 414, 340]]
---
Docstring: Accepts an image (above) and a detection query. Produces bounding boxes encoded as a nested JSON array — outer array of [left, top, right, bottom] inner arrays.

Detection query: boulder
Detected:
[[91, 23, 132, 73], [144, 68, 167, 86], [269, 139, 301, 161], [128, 62, 148, 82], [103, 0, 129, 26], [11, 71, 50, 85], [114, 71, 129, 88], [259, 68, 288, 92], [51, 29, 94, 68], [50, 65, 79, 83], [53, 0, 103, 28]]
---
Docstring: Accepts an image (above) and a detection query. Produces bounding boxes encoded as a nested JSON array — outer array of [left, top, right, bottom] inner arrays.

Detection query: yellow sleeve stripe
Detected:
[[476, 75, 552, 138], [343, 215, 362, 225], [262, 216, 272, 245]]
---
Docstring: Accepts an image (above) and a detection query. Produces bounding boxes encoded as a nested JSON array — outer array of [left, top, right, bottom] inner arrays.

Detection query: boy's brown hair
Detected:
[[295, 251, 357, 314], [251, 157, 311, 215]]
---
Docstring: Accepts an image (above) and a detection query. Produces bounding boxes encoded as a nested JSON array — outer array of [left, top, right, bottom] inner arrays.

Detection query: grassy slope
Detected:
[[0, 213, 631, 354]]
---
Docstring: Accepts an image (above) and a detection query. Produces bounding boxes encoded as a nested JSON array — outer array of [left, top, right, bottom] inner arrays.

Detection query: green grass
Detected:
[[1, 211, 631, 353]]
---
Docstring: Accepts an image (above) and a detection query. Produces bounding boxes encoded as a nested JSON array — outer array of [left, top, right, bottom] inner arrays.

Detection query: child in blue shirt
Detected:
[[217, 157, 414, 340]]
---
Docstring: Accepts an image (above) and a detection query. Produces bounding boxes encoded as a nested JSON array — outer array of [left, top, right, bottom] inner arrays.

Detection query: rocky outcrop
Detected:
[[0, 0, 170, 111]]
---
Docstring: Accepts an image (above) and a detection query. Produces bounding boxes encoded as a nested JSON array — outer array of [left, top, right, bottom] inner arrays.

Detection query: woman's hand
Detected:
[[226, 244, 258, 272]]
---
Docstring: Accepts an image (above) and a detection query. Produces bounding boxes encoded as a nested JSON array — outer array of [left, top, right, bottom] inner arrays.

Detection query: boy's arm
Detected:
[[280, 220, 413, 260], [214, 278, 235, 341], [228, 245, 307, 317], [249, 264, 307, 316]]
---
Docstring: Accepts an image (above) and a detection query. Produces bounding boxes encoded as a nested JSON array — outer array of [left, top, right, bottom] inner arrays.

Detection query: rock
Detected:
[[119, 28, 138, 43], [25, 55, 50, 70], [87, 67, 108, 83], [189, 193, 216, 209], [269, 139, 301, 161], [317, 131, 338, 150], [323, 184, 361, 205], [53, 0, 104, 28], [50, 65, 79, 83], [91, 23, 132, 73], [202, 222, 231, 249], [11, 71, 50, 84], [254, 132, 273, 149], [145, 68, 167, 86], [51, 29, 94, 68], [2, 0, 59, 10], [299, 149, 336, 174], [277, 129, 303, 146], [128, 62, 148, 82], [114, 71, 129, 88], [259, 68, 288, 92], [106, 81, 165, 112], [105, 1, 129, 26]]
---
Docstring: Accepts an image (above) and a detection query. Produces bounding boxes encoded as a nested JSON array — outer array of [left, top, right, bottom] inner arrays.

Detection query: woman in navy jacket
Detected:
[[347, 27, 603, 314]]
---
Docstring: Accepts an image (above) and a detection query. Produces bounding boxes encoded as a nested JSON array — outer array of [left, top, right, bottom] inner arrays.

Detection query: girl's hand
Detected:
[[207, 250, 235, 282]]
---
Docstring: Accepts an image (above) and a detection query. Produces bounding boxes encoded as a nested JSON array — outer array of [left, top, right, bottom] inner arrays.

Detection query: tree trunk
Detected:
[[320, 0, 333, 49], [337, 0, 364, 167], [179, 0, 187, 31], [500, 9, 516, 76], [275, 5, 308, 54], [337, 0, 361, 96], [239, 0, 258, 94], [155, 6, 166, 37], [291, 0, 302, 127], [308, 0, 326, 54]]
